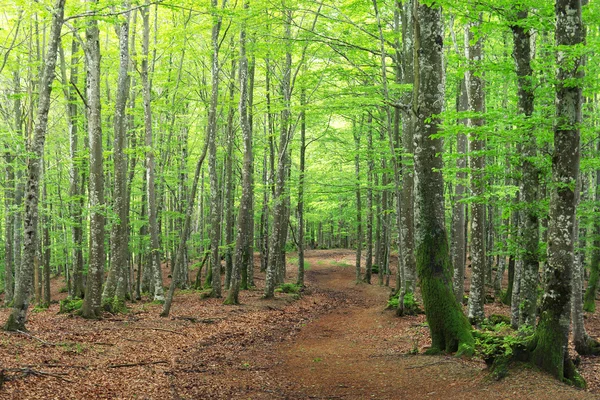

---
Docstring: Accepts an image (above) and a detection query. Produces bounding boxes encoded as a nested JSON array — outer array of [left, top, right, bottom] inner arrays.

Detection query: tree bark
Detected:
[[208, 0, 226, 298], [226, 3, 253, 304], [140, 2, 165, 302], [3, 0, 64, 328], [529, 0, 584, 384], [510, 10, 539, 328], [412, 0, 473, 355], [364, 114, 374, 284], [103, 0, 132, 311], [81, 0, 106, 319], [465, 16, 486, 324]]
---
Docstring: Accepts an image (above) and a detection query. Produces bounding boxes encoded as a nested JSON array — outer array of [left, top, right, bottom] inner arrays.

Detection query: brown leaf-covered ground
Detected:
[[0, 249, 599, 399]]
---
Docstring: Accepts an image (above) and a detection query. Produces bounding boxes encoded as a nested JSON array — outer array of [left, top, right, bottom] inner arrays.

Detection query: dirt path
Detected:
[[259, 250, 597, 400], [1, 249, 598, 399]]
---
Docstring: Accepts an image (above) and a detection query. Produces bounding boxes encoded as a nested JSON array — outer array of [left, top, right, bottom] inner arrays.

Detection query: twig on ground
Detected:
[[4, 368, 73, 382], [108, 360, 168, 369], [14, 330, 58, 346], [128, 327, 186, 335]]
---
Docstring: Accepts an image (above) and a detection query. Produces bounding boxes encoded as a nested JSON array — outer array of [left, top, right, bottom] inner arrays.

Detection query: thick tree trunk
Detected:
[[399, 0, 417, 313], [529, 0, 584, 384], [466, 17, 486, 324], [81, 0, 106, 319], [103, 1, 132, 311], [412, 1, 473, 355], [4, 71, 19, 306], [511, 10, 539, 328]]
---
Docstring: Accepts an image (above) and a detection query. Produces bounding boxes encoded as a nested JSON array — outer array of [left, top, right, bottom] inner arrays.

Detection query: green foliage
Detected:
[[58, 286, 68, 294], [275, 283, 302, 294], [473, 319, 533, 380], [102, 296, 128, 314], [59, 298, 83, 314], [371, 264, 379, 274]]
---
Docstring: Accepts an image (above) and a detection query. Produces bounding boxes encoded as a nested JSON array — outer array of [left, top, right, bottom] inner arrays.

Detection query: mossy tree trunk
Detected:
[[529, 0, 584, 384], [412, 0, 473, 356]]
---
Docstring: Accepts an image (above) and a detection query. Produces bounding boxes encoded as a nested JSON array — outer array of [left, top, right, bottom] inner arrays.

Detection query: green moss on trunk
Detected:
[[530, 311, 583, 386], [417, 231, 474, 356]]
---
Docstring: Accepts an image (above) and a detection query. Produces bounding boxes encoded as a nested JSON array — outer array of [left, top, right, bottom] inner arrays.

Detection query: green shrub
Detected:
[[59, 298, 83, 314], [371, 264, 379, 274], [275, 283, 301, 294]]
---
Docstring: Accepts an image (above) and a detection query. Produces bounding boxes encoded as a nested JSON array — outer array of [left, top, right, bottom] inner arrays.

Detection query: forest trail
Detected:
[[1, 250, 599, 399], [248, 250, 598, 400]]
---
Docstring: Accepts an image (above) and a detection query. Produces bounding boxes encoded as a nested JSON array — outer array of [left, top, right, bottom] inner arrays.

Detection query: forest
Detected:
[[0, 0, 599, 398]]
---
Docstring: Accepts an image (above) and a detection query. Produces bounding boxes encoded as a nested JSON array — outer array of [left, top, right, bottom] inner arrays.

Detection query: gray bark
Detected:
[[364, 114, 374, 284], [452, 78, 468, 304], [530, 0, 584, 381], [226, 6, 253, 303], [81, 0, 106, 319], [466, 17, 486, 324], [103, 1, 132, 309], [3, 0, 64, 330], [208, 0, 226, 297], [141, 2, 164, 302], [265, 10, 293, 298], [511, 10, 539, 328]]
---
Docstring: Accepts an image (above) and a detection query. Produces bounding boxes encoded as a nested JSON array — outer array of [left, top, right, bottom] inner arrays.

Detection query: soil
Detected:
[[0, 249, 599, 399]]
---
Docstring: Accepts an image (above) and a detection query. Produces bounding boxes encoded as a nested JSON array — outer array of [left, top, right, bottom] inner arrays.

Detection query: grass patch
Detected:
[[59, 298, 83, 314], [275, 283, 302, 294], [330, 260, 351, 268]]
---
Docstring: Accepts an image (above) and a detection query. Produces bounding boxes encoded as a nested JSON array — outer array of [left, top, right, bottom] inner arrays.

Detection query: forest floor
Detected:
[[0, 249, 600, 399]]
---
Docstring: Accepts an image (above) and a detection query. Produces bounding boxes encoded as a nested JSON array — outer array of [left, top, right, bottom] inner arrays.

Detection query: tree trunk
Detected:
[[225, 4, 253, 304], [265, 10, 293, 298], [465, 17, 486, 324], [511, 10, 539, 328], [452, 77, 468, 304], [364, 114, 374, 284], [572, 173, 600, 355], [141, 2, 164, 302], [103, 1, 132, 311], [207, 0, 225, 298], [353, 119, 362, 283], [298, 85, 307, 287], [161, 140, 209, 316], [412, 0, 473, 355], [81, 0, 106, 319], [399, 0, 417, 313], [530, 0, 584, 384], [584, 166, 600, 312]]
